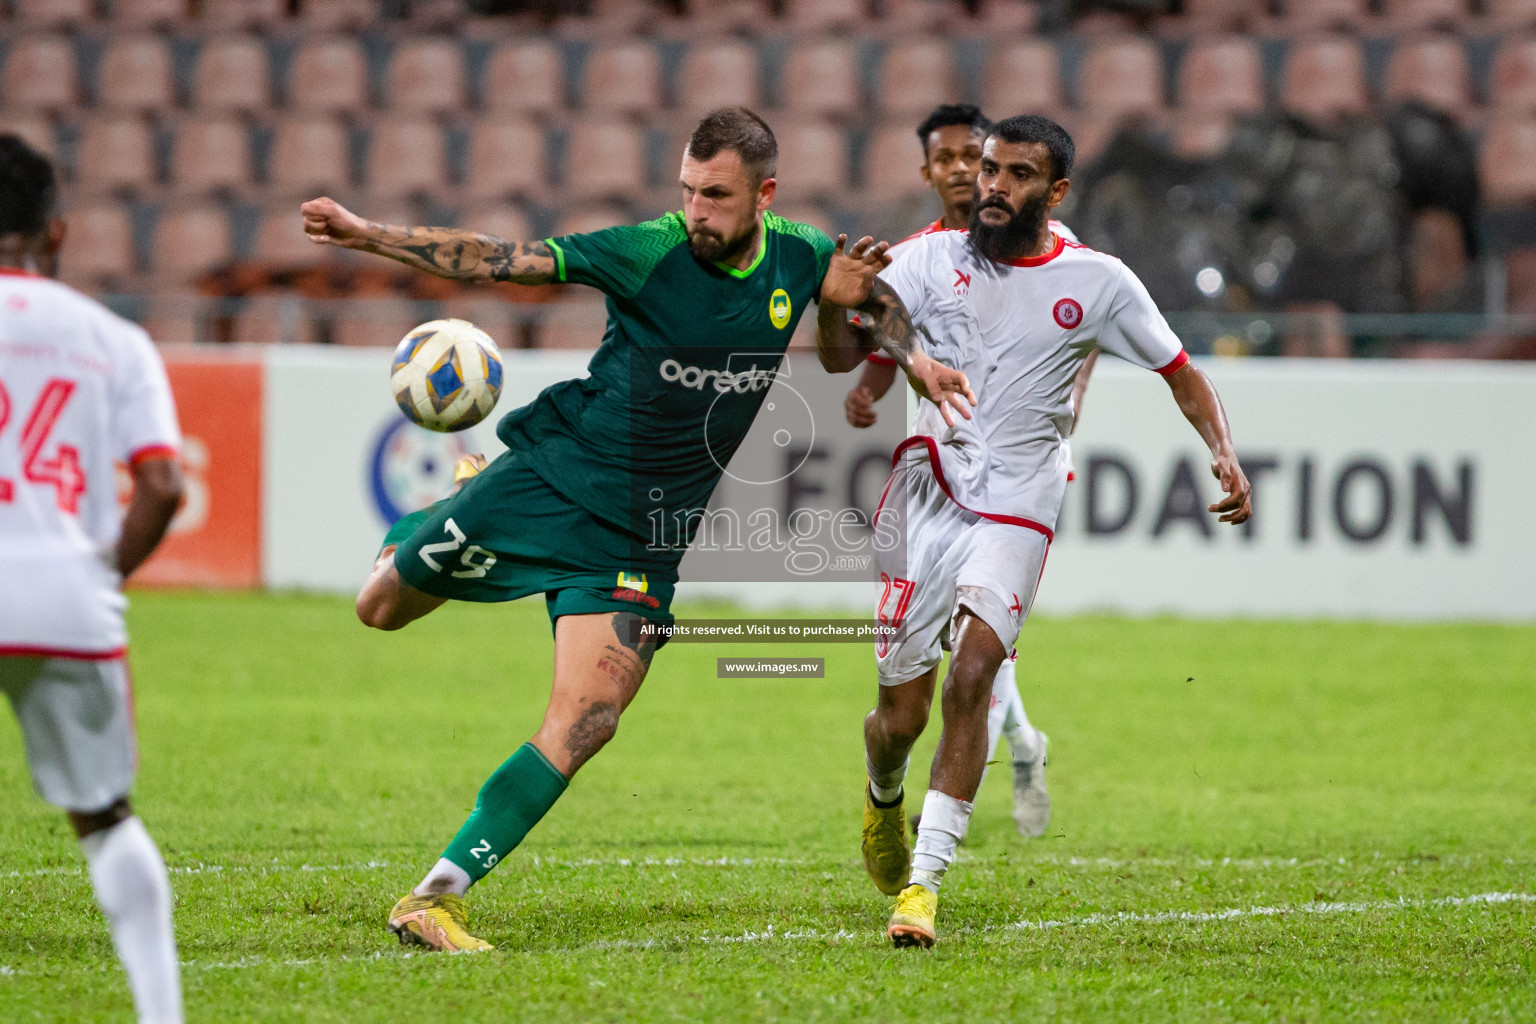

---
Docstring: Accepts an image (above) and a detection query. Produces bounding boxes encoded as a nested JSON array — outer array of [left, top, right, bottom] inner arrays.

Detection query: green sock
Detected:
[[380, 500, 444, 551], [442, 743, 568, 884]]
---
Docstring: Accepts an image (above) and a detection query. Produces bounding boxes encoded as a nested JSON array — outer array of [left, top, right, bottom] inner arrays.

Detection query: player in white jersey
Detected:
[[845, 104, 1092, 840], [0, 136, 187, 1023], [820, 115, 1253, 948]]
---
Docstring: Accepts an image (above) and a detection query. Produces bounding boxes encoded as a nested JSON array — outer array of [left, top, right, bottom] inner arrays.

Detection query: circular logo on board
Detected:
[[1053, 298, 1083, 329], [368, 417, 472, 524]]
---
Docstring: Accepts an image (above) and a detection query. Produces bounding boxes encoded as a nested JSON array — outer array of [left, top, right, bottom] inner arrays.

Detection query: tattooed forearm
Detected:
[[853, 279, 922, 372], [360, 223, 558, 284]]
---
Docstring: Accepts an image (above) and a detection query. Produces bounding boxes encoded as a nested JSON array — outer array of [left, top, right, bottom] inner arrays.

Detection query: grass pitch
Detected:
[[1, 592, 1532, 1022]]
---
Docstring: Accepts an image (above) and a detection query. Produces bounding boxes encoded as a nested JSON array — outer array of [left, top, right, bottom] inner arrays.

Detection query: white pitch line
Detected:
[[1, 891, 1529, 980]]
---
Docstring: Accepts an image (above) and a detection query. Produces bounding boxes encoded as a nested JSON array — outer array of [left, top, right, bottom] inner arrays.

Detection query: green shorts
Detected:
[[391, 447, 679, 632]]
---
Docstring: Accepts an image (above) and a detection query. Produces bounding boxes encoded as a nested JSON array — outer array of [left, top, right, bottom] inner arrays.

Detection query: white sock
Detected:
[[998, 660, 1045, 764], [866, 755, 908, 804], [80, 817, 183, 1024], [414, 857, 472, 897], [909, 790, 973, 892]]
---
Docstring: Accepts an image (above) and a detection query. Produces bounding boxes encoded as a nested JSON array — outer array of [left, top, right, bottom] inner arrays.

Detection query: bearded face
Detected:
[[687, 220, 756, 264], [967, 186, 1051, 263]]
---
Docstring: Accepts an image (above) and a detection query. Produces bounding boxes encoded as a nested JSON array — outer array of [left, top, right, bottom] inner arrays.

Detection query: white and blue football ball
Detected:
[[390, 319, 503, 432]]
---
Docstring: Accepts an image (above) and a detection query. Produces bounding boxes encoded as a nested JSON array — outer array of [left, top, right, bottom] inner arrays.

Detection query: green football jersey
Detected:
[[497, 210, 835, 545]]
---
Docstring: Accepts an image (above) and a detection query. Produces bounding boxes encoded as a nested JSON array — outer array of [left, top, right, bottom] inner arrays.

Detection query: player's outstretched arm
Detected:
[[1164, 362, 1252, 525], [845, 358, 900, 428], [118, 456, 185, 578], [300, 197, 557, 285], [857, 281, 976, 427]]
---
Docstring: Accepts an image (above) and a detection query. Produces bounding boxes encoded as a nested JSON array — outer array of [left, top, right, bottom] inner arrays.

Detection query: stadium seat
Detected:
[[1079, 37, 1166, 116], [200, 0, 288, 29], [1280, 0, 1370, 29], [385, 38, 468, 114], [152, 205, 233, 284], [0, 115, 57, 158], [253, 204, 325, 267], [74, 114, 157, 192], [1492, 36, 1536, 113], [170, 116, 254, 193], [463, 117, 548, 202], [1177, 36, 1266, 115], [231, 294, 317, 345], [1281, 35, 1371, 123], [58, 202, 136, 287], [581, 42, 663, 116], [676, 40, 762, 116], [1171, 0, 1258, 33], [876, 41, 961, 119], [1381, 0, 1470, 29], [1, 35, 79, 112], [14, 0, 93, 26], [1488, 0, 1536, 29], [1383, 35, 1472, 119], [782, 0, 866, 30], [862, 123, 928, 202], [288, 38, 371, 113], [268, 115, 353, 193], [457, 203, 534, 247], [564, 120, 648, 201], [107, 0, 188, 28], [780, 41, 862, 119], [982, 39, 1063, 115], [771, 119, 849, 202], [770, 203, 834, 237], [1172, 113, 1238, 158], [482, 41, 566, 119], [96, 35, 177, 112], [1480, 116, 1536, 204], [298, 0, 374, 30], [333, 298, 421, 347], [552, 205, 629, 238], [366, 119, 450, 196], [193, 36, 274, 113]]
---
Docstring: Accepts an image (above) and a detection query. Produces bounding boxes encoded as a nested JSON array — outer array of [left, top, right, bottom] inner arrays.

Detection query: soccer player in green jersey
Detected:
[[300, 107, 975, 951]]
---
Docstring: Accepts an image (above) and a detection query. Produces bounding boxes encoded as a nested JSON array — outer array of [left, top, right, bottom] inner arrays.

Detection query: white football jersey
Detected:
[[0, 270, 180, 657], [880, 230, 1186, 534]]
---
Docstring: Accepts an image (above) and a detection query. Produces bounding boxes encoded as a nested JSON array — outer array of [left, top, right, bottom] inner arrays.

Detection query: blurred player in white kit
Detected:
[[821, 115, 1253, 948], [0, 135, 186, 1023], [844, 103, 1098, 840]]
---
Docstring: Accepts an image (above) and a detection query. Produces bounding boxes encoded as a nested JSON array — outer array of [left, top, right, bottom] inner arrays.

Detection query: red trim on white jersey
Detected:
[[891, 436, 1055, 541], [1155, 350, 1190, 376], [0, 266, 42, 278], [995, 233, 1066, 268], [128, 443, 179, 467], [0, 645, 127, 661]]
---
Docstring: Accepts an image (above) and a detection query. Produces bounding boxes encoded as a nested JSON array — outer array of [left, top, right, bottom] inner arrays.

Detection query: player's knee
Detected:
[[940, 666, 994, 717], [563, 700, 622, 766], [356, 587, 405, 631], [872, 699, 929, 747]]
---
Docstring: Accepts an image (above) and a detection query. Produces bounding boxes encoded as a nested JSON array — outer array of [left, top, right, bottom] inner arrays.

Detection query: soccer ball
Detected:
[[390, 319, 503, 432]]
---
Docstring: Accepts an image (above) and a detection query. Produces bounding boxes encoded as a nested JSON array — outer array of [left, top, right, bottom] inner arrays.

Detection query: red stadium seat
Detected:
[[170, 116, 254, 193], [385, 38, 467, 114], [1383, 35, 1472, 119], [771, 118, 849, 203], [96, 35, 177, 112], [58, 202, 136, 287], [783, 0, 866, 30], [366, 119, 450, 197], [1488, 0, 1536, 29], [299, 0, 375, 30], [581, 42, 663, 116], [194, 36, 273, 113], [1480, 116, 1536, 204], [781, 41, 862, 119], [564, 120, 648, 202], [463, 117, 547, 203], [288, 38, 371, 113], [0, 115, 57, 158], [982, 39, 1063, 115], [877, 41, 961, 119], [152, 205, 233, 284], [201, 0, 288, 29], [1492, 36, 1536, 113], [1172, 113, 1238, 159], [109, 0, 189, 28], [1280, 0, 1370, 29], [14, 0, 93, 26], [333, 299, 422, 348], [457, 204, 534, 248], [483, 41, 565, 119], [1178, 36, 1265, 115], [1281, 35, 1371, 123], [1381, 0, 1470, 29], [552, 205, 629, 238], [862, 122, 929, 203], [1079, 37, 1165, 116], [676, 40, 762, 116], [1, 35, 79, 112], [74, 114, 157, 192], [254, 204, 326, 268], [268, 115, 352, 193]]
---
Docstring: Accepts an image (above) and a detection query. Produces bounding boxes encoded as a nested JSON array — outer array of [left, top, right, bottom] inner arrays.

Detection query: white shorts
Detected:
[[0, 656, 136, 812], [873, 464, 1051, 686]]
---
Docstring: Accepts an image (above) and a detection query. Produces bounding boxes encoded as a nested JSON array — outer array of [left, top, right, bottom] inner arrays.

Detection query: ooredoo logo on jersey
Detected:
[[659, 359, 776, 394]]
